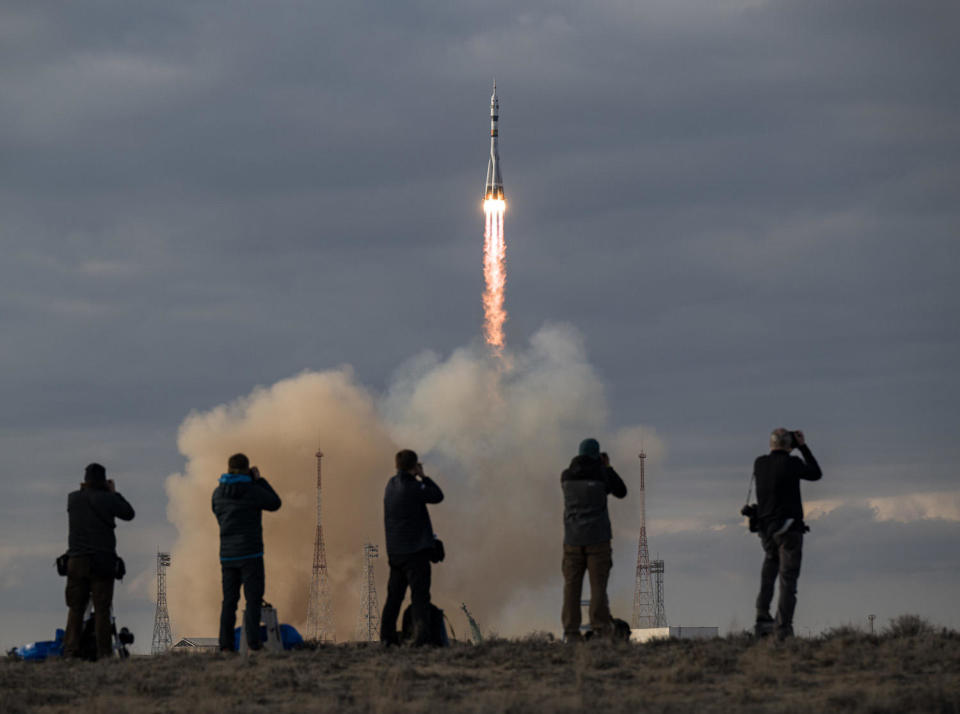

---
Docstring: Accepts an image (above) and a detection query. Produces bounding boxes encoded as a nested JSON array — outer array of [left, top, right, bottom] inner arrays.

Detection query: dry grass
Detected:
[[2, 619, 958, 713]]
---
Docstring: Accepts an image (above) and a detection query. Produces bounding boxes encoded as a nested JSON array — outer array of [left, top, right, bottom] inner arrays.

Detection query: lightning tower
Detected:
[[652, 559, 667, 627], [151, 551, 172, 654], [355, 542, 380, 641], [632, 450, 656, 628], [305, 448, 335, 641]]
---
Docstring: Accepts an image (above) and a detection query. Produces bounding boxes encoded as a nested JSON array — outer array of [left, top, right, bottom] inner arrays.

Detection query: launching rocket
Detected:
[[484, 81, 504, 201]]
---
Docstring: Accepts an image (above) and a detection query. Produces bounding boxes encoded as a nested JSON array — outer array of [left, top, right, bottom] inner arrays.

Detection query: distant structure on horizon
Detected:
[[652, 558, 667, 627], [305, 448, 335, 642], [151, 551, 173, 654], [632, 450, 667, 628], [355, 542, 380, 641]]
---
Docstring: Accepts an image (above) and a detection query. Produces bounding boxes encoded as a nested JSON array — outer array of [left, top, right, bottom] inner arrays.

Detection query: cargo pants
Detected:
[[64, 555, 115, 660], [756, 531, 803, 635], [562, 541, 613, 639]]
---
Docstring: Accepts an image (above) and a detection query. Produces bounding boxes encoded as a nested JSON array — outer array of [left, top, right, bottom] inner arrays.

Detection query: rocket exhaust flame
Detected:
[[483, 198, 507, 354], [483, 81, 506, 355]]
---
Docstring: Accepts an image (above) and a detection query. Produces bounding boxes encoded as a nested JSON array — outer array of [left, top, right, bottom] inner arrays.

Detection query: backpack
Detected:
[[400, 604, 449, 647]]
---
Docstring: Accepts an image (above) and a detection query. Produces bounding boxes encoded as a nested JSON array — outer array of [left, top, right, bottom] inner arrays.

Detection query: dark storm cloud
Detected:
[[1, 0, 958, 648]]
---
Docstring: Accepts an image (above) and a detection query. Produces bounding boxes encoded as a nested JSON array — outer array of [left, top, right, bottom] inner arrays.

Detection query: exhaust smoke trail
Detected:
[[483, 198, 507, 354], [164, 326, 664, 639]]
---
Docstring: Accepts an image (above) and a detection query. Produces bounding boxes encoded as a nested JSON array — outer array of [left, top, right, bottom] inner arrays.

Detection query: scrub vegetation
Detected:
[[2, 616, 958, 713]]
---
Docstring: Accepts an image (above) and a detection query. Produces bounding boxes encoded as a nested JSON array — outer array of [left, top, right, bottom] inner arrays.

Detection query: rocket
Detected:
[[484, 80, 504, 201]]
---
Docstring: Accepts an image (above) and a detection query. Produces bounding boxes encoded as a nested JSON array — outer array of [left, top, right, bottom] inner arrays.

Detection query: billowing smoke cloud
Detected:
[[165, 325, 663, 639]]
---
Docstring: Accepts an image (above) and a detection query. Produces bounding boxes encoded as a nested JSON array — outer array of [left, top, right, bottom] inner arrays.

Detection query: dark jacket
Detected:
[[212, 474, 282, 561], [384, 472, 444, 557], [67, 486, 135, 557], [561, 455, 627, 546], [755, 444, 822, 532]]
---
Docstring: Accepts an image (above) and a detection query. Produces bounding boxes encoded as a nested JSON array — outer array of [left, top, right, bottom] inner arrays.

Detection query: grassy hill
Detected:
[[2, 617, 958, 713]]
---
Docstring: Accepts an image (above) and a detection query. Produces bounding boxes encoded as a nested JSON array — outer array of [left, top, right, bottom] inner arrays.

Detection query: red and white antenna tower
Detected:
[[305, 448, 335, 642], [632, 450, 656, 628]]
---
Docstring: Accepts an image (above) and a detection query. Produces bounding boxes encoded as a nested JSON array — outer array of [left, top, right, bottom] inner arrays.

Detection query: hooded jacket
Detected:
[[67, 486, 135, 557], [212, 474, 282, 562], [561, 455, 627, 546], [383, 472, 444, 557]]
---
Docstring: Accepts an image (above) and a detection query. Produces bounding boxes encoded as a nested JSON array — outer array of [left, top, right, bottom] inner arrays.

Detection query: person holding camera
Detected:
[[63, 463, 135, 660], [561, 438, 627, 642], [212, 453, 281, 652], [751, 428, 822, 639], [380, 449, 444, 647]]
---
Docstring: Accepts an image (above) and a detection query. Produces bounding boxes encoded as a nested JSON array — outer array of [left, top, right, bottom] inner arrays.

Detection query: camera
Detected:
[[741, 503, 760, 533]]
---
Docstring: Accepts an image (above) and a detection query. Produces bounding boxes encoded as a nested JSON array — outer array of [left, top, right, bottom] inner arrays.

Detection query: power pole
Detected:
[[868, 614, 876, 635], [632, 450, 656, 628], [305, 448, 335, 642], [151, 552, 173, 654], [356, 542, 380, 641]]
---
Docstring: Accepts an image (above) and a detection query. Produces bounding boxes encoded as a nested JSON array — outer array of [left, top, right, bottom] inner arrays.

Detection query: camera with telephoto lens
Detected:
[[741, 503, 760, 533]]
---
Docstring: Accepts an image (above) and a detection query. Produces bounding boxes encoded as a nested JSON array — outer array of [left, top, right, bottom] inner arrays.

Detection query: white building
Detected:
[[171, 637, 219, 652], [630, 626, 719, 643]]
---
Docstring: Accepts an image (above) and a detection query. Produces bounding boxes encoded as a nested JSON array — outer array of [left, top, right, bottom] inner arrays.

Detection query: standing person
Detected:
[[380, 449, 444, 646], [753, 428, 822, 640], [212, 453, 281, 652], [63, 463, 135, 660], [561, 438, 627, 642]]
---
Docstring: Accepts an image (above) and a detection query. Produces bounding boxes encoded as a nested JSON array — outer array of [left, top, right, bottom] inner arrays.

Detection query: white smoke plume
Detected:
[[165, 324, 663, 639]]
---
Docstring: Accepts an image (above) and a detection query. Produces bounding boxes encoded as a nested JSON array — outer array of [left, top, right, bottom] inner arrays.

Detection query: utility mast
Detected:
[[355, 542, 380, 642], [151, 552, 173, 654], [631, 450, 656, 628], [652, 559, 667, 627], [305, 448, 335, 642]]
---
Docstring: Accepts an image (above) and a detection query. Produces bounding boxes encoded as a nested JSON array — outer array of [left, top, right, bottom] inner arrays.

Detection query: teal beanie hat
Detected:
[[578, 438, 600, 458]]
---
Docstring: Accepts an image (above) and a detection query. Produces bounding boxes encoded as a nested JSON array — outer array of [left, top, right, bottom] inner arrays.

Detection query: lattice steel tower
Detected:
[[305, 448, 335, 642], [151, 552, 172, 654], [632, 450, 656, 628], [652, 559, 667, 627], [355, 542, 380, 641]]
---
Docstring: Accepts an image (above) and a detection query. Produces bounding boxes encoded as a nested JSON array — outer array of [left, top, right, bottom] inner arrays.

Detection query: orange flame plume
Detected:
[[483, 198, 507, 355]]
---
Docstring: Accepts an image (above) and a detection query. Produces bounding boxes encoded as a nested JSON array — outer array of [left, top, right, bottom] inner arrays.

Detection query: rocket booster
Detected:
[[484, 81, 504, 201]]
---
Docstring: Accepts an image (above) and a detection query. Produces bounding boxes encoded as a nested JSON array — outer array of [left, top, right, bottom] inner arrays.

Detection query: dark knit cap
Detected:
[[84, 463, 107, 484], [578, 438, 600, 458]]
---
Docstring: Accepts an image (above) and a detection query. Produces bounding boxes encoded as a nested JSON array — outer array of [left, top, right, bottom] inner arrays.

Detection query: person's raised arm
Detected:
[[250, 468, 282, 511], [416, 464, 444, 504], [794, 431, 822, 481], [600, 453, 627, 498], [107, 481, 135, 520], [605, 468, 627, 498]]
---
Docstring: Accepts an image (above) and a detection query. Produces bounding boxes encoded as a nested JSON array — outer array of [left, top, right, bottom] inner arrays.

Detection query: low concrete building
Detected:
[[171, 637, 219, 652], [630, 626, 719, 643]]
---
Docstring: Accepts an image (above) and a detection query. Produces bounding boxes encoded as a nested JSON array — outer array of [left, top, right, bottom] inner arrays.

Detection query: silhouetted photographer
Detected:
[[380, 449, 444, 647], [746, 428, 822, 639], [212, 453, 281, 652], [561, 438, 627, 641], [62, 463, 135, 660]]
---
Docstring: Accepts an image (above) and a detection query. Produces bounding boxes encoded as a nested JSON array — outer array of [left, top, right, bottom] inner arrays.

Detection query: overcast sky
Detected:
[[2, 0, 958, 652]]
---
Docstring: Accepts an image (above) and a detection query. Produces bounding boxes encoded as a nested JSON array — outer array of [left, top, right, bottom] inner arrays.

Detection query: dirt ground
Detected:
[[3, 621, 958, 713]]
